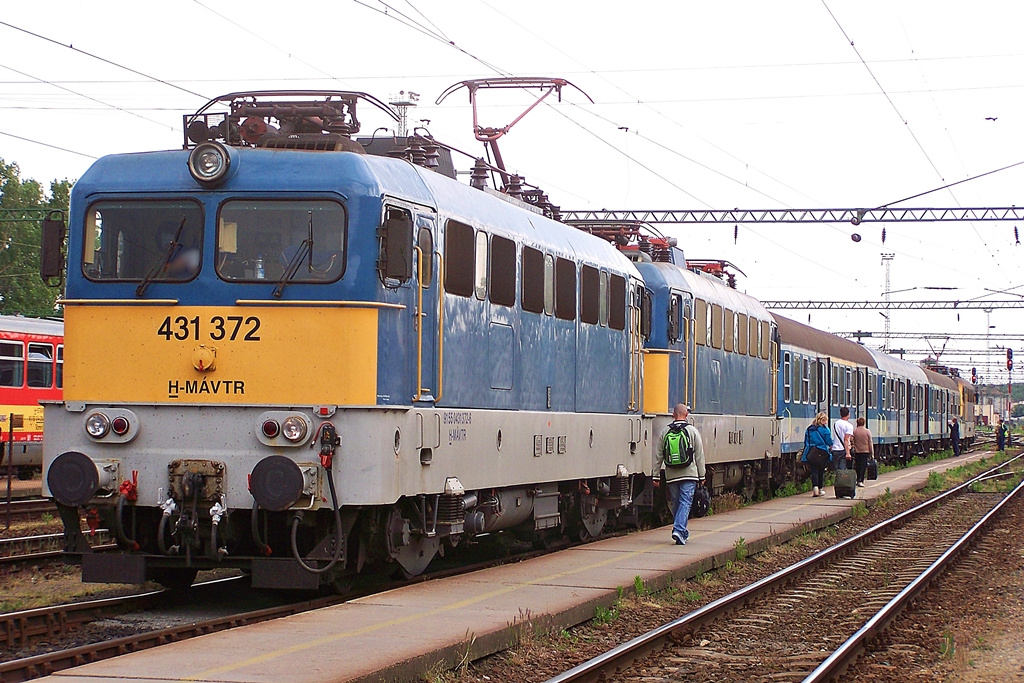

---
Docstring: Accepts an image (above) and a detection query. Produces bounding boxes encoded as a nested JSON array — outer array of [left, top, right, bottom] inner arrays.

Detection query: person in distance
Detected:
[[802, 412, 832, 497], [851, 417, 874, 487], [660, 403, 706, 546]]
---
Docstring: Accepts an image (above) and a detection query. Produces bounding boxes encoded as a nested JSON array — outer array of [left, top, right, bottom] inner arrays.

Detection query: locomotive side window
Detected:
[[760, 320, 772, 360], [56, 345, 64, 389], [554, 257, 576, 321], [544, 254, 555, 315], [599, 271, 609, 326], [489, 235, 516, 307], [521, 246, 544, 313], [667, 294, 681, 342], [217, 199, 346, 283], [444, 220, 474, 297], [0, 341, 23, 388], [417, 227, 433, 285], [733, 313, 741, 353], [694, 299, 707, 346], [748, 317, 758, 356], [710, 304, 723, 349], [27, 343, 53, 388], [378, 207, 413, 284], [723, 309, 734, 352], [580, 265, 600, 324], [737, 313, 747, 355], [84, 200, 203, 281], [634, 282, 648, 337], [474, 231, 489, 300]]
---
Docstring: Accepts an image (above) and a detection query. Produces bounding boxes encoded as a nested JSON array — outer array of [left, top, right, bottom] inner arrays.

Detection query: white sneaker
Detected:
[[812, 486, 820, 497], [857, 482, 865, 488]]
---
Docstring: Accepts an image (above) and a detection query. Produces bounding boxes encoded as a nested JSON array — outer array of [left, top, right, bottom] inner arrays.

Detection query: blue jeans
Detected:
[[667, 479, 697, 541]]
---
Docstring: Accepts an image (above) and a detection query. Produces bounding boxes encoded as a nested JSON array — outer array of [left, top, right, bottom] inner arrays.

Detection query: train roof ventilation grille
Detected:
[[258, 133, 365, 152]]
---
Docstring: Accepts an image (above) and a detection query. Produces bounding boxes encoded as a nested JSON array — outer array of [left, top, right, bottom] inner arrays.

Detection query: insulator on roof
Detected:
[[470, 158, 489, 190]]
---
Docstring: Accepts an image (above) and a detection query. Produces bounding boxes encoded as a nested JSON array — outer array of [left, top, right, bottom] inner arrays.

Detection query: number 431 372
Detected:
[[157, 315, 261, 341]]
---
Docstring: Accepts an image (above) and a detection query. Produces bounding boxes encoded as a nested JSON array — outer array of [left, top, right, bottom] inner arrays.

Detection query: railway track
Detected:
[[0, 498, 55, 524], [545, 455, 1024, 683], [0, 530, 115, 565]]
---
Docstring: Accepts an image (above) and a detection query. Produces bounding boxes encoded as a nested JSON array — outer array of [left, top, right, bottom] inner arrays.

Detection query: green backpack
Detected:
[[664, 423, 694, 467]]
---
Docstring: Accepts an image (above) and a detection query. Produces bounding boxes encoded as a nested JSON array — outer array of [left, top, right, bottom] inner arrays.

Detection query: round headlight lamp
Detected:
[[281, 416, 308, 443], [86, 412, 111, 438], [188, 141, 231, 187]]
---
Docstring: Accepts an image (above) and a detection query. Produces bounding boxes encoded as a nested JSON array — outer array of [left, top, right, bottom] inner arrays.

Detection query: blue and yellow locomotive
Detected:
[[40, 90, 975, 589]]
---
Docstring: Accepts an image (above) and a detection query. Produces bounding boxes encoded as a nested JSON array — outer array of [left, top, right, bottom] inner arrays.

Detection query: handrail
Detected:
[[59, 299, 178, 305], [435, 253, 444, 404], [413, 245, 426, 402], [234, 300, 405, 309]]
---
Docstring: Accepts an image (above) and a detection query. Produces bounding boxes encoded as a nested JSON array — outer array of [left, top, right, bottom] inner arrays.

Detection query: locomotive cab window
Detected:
[[635, 282, 649, 337], [0, 341, 23, 388], [667, 294, 682, 343], [379, 207, 413, 284], [83, 200, 203, 282], [56, 345, 64, 389], [217, 199, 346, 283]]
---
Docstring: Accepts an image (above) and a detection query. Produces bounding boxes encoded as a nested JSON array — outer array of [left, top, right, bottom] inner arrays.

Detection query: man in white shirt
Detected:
[[831, 406, 854, 470]]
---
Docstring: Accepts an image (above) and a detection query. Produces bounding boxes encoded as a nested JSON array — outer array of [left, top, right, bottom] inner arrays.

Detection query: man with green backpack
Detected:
[[660, 403, 707, 546]]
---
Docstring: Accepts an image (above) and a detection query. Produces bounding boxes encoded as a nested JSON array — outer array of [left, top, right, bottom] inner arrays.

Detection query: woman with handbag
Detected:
[[852, 417, 874, 487], [803, 412, 832, 497]]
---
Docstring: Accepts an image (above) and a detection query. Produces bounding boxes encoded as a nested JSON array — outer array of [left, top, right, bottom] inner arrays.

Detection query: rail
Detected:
[[544, 453, 1024, 683]]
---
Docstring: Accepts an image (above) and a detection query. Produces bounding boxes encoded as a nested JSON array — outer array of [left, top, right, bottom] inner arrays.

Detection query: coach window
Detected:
[[580, 265, 600, 325], [802, 358, 810, 403], [554, 257, 576, 320], [521, 247, 544, 313], [56, 345, 64, 389], [489, 235, 516, 307], [831, 366, 839, 406], [474, 231, 489, 300], [711, 304, 723, 349], [444, 220, 474, 297], [609, 274, 627, 331], [215, 199, 346, 283], [867, 373, 874, 408], [0, 341, 23, 388], [27, 343, 53, 388], [694, 299, 707, 346], [85, 200, 204, 282], [723, 309, 734, 352], [783, 352, 791, 403], [844, 367, 852, 406]]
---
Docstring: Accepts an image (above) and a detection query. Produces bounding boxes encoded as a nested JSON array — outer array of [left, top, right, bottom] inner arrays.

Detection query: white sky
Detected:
[[1, 1, 1022, 382]]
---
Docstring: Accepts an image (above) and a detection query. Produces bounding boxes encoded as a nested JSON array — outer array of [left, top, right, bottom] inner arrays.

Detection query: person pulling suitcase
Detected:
[[832, 407, 857, 498]]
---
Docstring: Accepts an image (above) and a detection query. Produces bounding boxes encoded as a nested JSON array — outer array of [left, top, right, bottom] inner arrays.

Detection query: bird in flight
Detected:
[[985, 117, 998, 121]]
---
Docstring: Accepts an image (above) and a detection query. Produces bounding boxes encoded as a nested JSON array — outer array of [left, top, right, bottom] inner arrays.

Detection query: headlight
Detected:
[[86, 412, 111, 438], [282, 416, 308, 442], [188, 142, 231, 187]]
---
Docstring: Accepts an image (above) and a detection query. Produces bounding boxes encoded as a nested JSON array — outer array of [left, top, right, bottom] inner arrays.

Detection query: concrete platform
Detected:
[[42, 450, 994, 683]]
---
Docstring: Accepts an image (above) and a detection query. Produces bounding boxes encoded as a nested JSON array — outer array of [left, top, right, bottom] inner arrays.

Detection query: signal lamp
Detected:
[[187, 141, 232, 187], [85, 412, 111, 438], [111, 416, 130, 436], [261, 419, 280, 438], [281, 416, 308, 442]]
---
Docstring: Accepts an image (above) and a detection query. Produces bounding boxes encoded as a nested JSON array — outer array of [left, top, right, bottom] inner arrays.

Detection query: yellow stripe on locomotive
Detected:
[[64, 304, 382, 405]]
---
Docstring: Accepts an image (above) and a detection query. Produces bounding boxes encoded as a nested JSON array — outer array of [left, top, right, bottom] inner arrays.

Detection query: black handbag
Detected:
[[689, 485, 711, 518], [866, 457, 878, 480], [806, 446, 830, 467]]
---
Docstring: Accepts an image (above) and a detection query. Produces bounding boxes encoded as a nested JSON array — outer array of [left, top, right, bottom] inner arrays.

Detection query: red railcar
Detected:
[[0, 315, 63, 479]]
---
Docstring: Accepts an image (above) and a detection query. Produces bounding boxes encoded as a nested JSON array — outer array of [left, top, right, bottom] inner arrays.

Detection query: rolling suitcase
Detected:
[[834, 468, 857, 499], [866, 457, 878, 481]]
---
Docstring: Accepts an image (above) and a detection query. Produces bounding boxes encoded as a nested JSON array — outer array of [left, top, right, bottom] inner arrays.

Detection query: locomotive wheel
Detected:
[[385, 506, 440, 578], [579, 493, 607, 540]]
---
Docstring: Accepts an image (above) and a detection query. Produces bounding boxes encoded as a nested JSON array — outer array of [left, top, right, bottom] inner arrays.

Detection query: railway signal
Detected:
[[1008, 348, 1014, 371]]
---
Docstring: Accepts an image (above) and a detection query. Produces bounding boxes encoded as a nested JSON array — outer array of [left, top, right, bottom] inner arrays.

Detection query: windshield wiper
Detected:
[[136, 216, 186, 298], [272, 210, 315, 298]]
